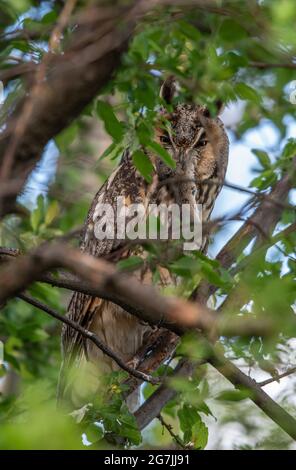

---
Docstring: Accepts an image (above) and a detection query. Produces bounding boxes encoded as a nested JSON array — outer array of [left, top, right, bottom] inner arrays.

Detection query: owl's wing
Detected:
[[61, 151, 150, 368]]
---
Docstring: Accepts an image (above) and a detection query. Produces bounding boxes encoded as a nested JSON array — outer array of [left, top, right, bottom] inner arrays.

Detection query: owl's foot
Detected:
[[126, 356, 141, 370], [126, 328, 168, 370]]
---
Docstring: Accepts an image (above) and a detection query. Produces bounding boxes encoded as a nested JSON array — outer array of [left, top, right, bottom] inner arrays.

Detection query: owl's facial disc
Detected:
[[158, 112, 208, 173], [170, 104, 209, 147]]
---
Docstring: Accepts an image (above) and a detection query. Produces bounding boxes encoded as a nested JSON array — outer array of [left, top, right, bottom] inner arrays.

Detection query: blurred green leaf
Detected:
[[55, 123, 79, 153], [132, 149, 154, 183], [117, 256, 144, 272], [97, 101, 124, 142], [234, 83, 261, 104], [252, 149, 271, 169], [147, 140, 176, 168], [216, 389, 252, 402], [45, 201, 59, 226], [219, 19, 247, 42]]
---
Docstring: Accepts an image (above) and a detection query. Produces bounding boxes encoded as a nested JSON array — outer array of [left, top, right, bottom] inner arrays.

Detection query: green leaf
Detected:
[[85, 423, 104, 443], [171, 376, 198, 394], [252, 149, 271, 169], [117, 256, 144, 272], [175, 332, 211, 362], [281, 138, 296, 159], [192, 418, 208, 449], [37, 194, 44, 215], [234, 82, 261, 104], [8, 0, 31, 14], [225, 51, 248, 69], [178, 403, 208, 447], [29, 329, 49, 343], [30, 195, 44, 233], [143, 381, 158, 400], [98, 142, 117, 160], [220, 19, 247, 42], [200, 262, 226, 288], [178, 404, 197, 436], [55, 123, 79, 153], [132, 149, 154, 183], [45, 201, 59, 226], [41, 11, 58, 24], [196, 401, 215, 419], [30, 209, 41, 233], [250, 169, 277, 190], [170, 256, 199, 277], [147, 140, 176, 168], [136, 122, 154, 146], [97, 101, 124, 142], [178, 20, 201, 42], [117, 412, 142, 445], [216, 389, 251, 402]]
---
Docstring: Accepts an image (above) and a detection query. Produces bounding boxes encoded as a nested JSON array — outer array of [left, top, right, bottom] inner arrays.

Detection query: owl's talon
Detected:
[[126, 357, 141, 370]]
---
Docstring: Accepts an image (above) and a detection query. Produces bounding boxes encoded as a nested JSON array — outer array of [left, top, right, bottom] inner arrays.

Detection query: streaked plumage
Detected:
[[59, 77, 229, 410]]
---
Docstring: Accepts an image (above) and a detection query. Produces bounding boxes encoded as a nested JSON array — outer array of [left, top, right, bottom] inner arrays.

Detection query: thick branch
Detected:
[[1, 244, 296, 440], [135, 341, 296, 442], [135, 359, 194, 431], [0, 1, 145, 216], [0, 243, 278, 338], [209, 352, 296, 442]]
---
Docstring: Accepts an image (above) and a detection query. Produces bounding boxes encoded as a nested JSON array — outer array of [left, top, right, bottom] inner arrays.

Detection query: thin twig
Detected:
[[49, 0, 77, 52], [258, 366, 296, 387], [17, 292, 160, 385], [158, 414, 190, 449]]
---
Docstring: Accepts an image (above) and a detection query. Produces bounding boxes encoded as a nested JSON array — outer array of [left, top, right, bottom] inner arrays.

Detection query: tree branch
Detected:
[[135, 359, 194, 431], [209, 351, 296, 442], [123, 330, 178, 397], [258, 366, 296, 387], [1, 244, 296, 440], [193, 158, 296, 304], [0, 0, 147, 216], [0, 243, 279, 338], [134, 340, 296, 442], [158, 414, 189, 449], [250, 61, 296, 70], [17, 292, 159, 385]]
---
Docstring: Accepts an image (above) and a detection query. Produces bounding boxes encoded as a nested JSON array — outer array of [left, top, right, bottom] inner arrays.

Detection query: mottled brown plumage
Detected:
[[59, 77, 229, 410]]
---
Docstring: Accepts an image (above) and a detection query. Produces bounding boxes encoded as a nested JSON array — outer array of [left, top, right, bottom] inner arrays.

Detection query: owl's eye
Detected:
[[193, 134, 207, 148], [160, 134, 171, 144]]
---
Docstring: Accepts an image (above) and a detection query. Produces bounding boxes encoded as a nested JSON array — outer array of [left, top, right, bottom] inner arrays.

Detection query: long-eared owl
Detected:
[[59, 76, 229, 410]]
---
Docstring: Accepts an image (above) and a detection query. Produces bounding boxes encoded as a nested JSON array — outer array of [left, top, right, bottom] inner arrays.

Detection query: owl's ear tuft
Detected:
[[160, 75, 177, 104], [215, 99, 225, 115], [202, 101, 224, 118], [202, 107, 211, 118]]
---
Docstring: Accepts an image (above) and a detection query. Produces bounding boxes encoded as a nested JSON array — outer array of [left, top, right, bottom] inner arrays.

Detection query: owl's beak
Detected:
[[175, 127, 205, 169], [189, 127, 205, 150]]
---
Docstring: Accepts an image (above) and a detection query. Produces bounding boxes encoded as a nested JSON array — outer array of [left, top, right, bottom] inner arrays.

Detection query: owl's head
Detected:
[[155, 76, 227, 179]]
